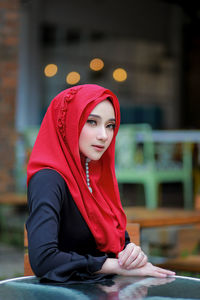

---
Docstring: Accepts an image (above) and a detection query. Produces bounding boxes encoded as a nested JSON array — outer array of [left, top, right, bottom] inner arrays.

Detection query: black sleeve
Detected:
[[125, 230, 131, 247], [26, 170, 107, 283]]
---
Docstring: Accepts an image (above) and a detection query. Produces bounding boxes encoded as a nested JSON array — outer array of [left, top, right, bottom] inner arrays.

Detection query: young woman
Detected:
[[26, 84, 175, 283]]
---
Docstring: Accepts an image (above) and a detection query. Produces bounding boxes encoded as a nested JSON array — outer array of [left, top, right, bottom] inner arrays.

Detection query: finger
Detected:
[[153, 265, 176, 275], [123, 246, 141, 267], [148, 266, 176, 277], [126, 252, 148, 269], [137, 253, 148, 267], [120, 245, 141, 267], [118, 249, 124, 260], [118, 243, 136, 266], [131, 253, 148, 269], [150, 270, 168, 278], [156, 267, 176, 276]]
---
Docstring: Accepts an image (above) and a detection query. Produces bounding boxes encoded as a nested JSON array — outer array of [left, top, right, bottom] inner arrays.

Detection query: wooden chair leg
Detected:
[[24, 226, 34, 276]]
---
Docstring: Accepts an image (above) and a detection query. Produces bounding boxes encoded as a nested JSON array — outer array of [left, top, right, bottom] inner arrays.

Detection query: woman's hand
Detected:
[[122, 262, 176, 278], [97, 259, 175, 278], [118, 243, 148, 269]]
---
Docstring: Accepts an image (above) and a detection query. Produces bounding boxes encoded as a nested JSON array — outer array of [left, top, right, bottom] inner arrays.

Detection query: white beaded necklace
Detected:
[[85, 158, 92, 193]]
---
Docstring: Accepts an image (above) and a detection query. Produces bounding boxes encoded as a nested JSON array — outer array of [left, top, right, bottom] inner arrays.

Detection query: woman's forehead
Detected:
[[90, 100, 115, 118]]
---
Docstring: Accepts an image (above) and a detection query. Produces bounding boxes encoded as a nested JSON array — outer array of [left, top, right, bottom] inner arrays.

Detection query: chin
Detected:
[[88, 153, 104, 161], [89, 156, 102, 161]]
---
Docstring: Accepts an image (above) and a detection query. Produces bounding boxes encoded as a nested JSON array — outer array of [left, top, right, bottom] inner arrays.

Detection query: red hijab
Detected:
[[27, 84, 127, 256]]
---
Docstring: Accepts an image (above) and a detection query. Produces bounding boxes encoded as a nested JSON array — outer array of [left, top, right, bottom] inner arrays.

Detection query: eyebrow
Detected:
[[89, 114, 116, 122]]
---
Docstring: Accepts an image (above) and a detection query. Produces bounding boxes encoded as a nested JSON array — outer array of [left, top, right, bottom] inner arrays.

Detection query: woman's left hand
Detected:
[[118, 243, 148, 270]]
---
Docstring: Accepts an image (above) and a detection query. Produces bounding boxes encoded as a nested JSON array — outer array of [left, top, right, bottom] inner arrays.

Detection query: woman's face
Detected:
[[79, 100, 116, 161]]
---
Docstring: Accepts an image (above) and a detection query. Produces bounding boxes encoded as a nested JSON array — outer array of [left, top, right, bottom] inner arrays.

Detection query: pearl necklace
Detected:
[[85, 158, 92, 193]]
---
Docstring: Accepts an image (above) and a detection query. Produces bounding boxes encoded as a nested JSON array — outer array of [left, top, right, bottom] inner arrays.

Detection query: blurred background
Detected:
[[1, 0, 200, 279]]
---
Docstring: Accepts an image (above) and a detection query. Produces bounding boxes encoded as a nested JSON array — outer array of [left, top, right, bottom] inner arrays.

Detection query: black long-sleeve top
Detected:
[[26, 169, 130, 283]]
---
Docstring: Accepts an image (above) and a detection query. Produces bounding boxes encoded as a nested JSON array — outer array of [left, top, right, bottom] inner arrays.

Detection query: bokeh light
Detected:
[[90, 58, 104, 71], [113, 68, 127, 82], [66, 71, 80, 85], [44, 64, 58, 77]]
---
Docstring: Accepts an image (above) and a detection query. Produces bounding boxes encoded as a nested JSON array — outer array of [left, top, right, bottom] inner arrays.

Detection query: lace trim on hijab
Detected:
[[57, 86, 82, 142]]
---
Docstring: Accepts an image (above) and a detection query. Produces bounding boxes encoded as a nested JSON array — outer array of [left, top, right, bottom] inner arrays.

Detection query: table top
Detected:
[[1, 275, 200, 299], [124, 206, 200, 228]]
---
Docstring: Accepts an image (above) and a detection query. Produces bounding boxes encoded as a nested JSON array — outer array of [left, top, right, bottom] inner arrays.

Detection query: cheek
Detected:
[[79, 126, 92, 148], [79, 129, 87, 149], [107, 131, 114, 146]]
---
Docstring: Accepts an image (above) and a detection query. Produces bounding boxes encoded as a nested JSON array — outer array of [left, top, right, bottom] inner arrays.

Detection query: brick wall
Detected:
[[0, 0, 20, 192]]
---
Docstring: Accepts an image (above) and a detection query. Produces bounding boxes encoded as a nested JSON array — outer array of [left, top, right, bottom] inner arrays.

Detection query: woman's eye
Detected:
[[87, 119, 97, 126], [107, 123, 116, 130]]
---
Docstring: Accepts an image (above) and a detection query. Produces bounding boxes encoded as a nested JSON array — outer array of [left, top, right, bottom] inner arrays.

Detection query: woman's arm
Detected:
[[26, 170, 107, 282], [97, 259, 175, 278]]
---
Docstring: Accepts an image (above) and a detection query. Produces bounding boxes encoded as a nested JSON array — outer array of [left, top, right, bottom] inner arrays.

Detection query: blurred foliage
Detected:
[[0, 205, 27, 248]]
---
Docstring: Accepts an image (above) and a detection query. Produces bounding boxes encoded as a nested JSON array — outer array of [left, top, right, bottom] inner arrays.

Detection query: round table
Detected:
[[1, 275, 200, 299]]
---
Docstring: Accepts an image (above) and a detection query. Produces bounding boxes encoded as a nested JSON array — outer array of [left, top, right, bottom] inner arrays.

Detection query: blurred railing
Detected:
[[115, 125, 200, 209]]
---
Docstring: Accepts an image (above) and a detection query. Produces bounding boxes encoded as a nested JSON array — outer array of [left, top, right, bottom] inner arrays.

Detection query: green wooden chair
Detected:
[[115, 124, 193, 209]]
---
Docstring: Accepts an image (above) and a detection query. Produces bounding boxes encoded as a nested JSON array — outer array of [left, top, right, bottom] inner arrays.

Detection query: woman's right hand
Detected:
[[98, 258, 175, 278], [118, 242, 148, 269]]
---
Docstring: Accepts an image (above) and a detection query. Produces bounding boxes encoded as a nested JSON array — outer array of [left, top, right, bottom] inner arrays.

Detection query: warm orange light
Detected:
[[44, 64, 58, 77], [90, 58, 104, 71], [66, 71, 80, 85], [113, 68, 127, 82]]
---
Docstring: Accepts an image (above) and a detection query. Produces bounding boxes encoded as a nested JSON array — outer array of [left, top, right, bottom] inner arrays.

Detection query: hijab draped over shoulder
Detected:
[[27, 84, 127, 256]]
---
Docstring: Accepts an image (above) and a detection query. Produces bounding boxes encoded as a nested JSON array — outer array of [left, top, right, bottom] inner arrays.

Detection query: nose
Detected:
[[97, 126, 108, 141]]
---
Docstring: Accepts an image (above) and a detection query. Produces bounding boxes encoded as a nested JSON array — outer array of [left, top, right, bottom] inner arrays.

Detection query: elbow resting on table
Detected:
[[28, 247, 58, 277]]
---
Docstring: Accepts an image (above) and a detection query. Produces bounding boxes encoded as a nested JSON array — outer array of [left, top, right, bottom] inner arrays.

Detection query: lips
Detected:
[[92, 145, 105, 151]]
